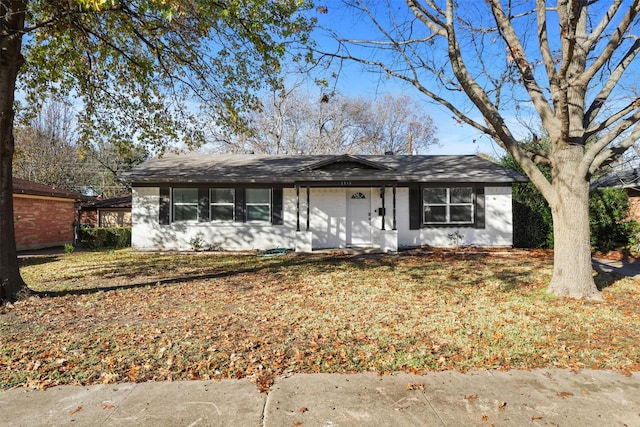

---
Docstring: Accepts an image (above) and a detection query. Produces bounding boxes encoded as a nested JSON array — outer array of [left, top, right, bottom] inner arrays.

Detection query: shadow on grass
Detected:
[[29, 253, 367, 299], [32, 268, 255, 298], [26, 250, 622, 300], [18, 255, 61, 267], [592, 258, 640, 291]]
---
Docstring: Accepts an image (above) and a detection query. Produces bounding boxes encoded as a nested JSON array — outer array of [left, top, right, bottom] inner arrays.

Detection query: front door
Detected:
[[347, 189, 372, 246]]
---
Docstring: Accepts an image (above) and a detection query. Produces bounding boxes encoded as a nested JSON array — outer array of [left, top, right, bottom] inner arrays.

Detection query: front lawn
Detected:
[[1, 248, 638, 391]]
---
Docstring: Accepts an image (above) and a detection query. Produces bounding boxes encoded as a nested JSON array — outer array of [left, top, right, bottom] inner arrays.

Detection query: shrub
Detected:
[[501, 151, 634, 251], [512, 198, 552, 248], [79, 227, 131, 249], [589, 188, 632, 252], [627, 221, 640, 254]]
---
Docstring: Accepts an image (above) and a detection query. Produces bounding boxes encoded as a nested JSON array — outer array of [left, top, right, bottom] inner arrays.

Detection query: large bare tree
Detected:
[[207, 88, 438, 154], [319, 1, 640, 300]]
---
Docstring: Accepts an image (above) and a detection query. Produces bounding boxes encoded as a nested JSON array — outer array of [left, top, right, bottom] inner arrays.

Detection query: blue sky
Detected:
[[301, 2, 511, 157], [300, 1, 640, 159]]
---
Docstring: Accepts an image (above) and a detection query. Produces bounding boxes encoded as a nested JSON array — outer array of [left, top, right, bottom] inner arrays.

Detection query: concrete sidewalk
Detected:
[[2, 369, 639, 426]]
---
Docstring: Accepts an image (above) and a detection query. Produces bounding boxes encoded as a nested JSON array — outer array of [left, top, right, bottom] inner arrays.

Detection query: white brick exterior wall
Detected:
[[131, 186, 513, 251]]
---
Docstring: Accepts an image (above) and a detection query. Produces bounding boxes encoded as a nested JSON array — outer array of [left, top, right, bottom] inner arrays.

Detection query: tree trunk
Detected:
[[547, 149, 602, 301], [0, 1, 27, 303]]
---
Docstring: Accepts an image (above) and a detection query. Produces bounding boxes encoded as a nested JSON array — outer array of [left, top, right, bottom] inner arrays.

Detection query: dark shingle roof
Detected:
[[80, 195, 132, 209], [591, 168, 640, 189], [12, 178, 84, 200], [126, 153, 528, 185]]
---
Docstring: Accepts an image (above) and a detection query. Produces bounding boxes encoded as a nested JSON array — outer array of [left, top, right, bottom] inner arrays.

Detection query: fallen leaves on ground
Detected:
[[556, 391, 574, 399], [1, 248, 639, 391], [406, 383, 425, 391]]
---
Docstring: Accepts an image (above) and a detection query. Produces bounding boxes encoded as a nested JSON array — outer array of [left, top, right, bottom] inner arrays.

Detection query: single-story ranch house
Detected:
[[126, 153, 527, 252]]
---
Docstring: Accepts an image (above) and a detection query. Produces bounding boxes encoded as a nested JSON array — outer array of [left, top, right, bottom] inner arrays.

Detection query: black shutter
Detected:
[[409, 184, 422, 230], [272, 187, 283, 225], [198, 187, 209, 222], [159, 187, 171, 225], [235, 188, 246, 222], [475, 187, 485, 229]]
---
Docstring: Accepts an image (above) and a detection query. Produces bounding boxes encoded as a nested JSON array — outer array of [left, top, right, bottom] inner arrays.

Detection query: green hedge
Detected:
[[589, 188, 633, 252], [79, 227, 131, 249]]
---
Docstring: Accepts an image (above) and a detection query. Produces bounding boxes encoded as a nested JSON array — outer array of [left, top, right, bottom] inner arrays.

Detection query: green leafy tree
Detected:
[[499, 152, 553, 249], [502, 153, 633, 251], [12, 98, 139, 197], [0, 0, 312, 302], [321, 2, 640, 299], [589, 188, 633, 253]]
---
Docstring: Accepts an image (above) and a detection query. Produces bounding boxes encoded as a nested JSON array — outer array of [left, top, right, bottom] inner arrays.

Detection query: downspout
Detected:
[[392, 186, 397, 230], [295, 184, 300, 232], [380, 186, 386, 230], [306, 186, 310, 231]]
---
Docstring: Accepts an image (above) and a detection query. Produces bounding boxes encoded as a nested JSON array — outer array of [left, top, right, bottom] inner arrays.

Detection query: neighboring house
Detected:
[[12, 178, 83, 251], [79, 195, 132, 228], [126, 154, 528, 252], [591, 168, 640, 221]]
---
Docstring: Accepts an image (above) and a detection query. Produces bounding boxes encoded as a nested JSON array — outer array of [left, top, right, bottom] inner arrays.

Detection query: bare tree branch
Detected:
[[584, 0, 624, 52], [489, 0, 558, 140], [579, 0, 640, 85], [584, 38, 640, 128], [588, 121, 640, 174]]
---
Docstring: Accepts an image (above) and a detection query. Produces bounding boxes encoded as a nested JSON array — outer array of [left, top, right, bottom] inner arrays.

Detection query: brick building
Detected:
[[592, 168, 640, 222], [79, 195, 132, 228], [12, 178, 83, 250]]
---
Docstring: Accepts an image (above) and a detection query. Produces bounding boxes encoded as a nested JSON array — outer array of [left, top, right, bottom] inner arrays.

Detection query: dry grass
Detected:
[[1, 248, 639, 391]]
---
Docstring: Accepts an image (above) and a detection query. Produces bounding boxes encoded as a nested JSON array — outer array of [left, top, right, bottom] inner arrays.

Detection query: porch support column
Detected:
[[296, 184, 300, 232], [380, 186, 386, 230], [306, 186, 310, 231], [392, 185, 397, 231]]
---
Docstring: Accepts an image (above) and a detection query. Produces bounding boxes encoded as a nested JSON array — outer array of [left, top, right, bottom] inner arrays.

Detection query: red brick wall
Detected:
[[627, 190, 640, 223], [13, 195, 76, 250]]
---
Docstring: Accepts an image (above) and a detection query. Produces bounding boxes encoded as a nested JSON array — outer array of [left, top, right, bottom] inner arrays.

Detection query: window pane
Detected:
[[211, 188, 234, 203], [174, 205, 197, 221], [211, 205, 234, 221], [450, 188, 472, 203], [423, 188, 447, 204], [246, 188, 270, 203], [450, 206, 473, 222], [247, 205, 270, 221], [173, 188, 197, 203], [424, 206, 447, 223]]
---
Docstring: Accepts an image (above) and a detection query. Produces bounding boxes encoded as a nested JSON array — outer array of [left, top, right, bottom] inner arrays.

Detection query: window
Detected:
[[210, 188, 235, 221], [173, 188, 198, 221], [423, 187, 474, 224], [246, 188, 271, 222], [162, 186, 279, 225]]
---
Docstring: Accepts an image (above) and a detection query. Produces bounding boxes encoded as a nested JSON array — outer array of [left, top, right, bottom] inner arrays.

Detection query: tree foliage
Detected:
[[20, 0, 312, 152], [0, 0, 313, 303], [589, 188, 633, 253], [499, 152, 553, 249], [502, 152, 633, 251], [12, 99, 142, 196], [318, 1, 640, 299]]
